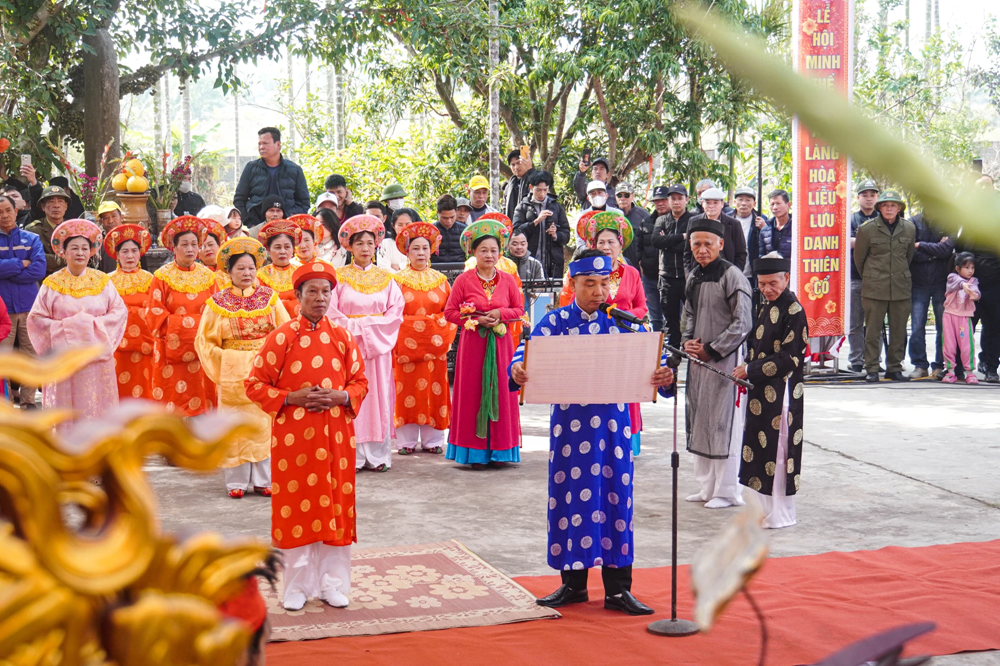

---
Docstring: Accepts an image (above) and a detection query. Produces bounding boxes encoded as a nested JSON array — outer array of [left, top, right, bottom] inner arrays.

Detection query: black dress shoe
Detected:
[[986, 370, 1000, 384], [850, 364, 864, 373], [865, 372, 879, 383], [536, 585, 588, 608], [604, 591, 655, 615], [884, 371, 910, 381]]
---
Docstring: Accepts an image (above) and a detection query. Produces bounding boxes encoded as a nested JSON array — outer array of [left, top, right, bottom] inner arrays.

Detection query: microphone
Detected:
[[598, 303, 645, 327]]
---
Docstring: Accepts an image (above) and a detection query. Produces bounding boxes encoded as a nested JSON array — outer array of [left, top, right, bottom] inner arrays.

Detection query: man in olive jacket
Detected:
[[233, 127, 310, 228], [854, 190, 916, 382]]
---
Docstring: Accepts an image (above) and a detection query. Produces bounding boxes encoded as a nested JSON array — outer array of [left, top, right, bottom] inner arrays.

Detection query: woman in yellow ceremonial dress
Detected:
[[392, 222, 457, 455], [146, 216, 220, 415], [288, 213, 329, 265], [105, 224, 156, 400], [196, 237, 290, 498], [26, 219, 127, 432], [200, 216, 231, 290], [257, 219, 303, 317], [463, 212, 525, 341]]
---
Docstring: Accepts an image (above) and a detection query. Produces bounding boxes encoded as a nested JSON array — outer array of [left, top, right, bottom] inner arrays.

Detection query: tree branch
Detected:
[[433, 73, 466, 128], [9, 0, 67, 47], [591, 75, 618, 172], [544, 82, 573, 171]]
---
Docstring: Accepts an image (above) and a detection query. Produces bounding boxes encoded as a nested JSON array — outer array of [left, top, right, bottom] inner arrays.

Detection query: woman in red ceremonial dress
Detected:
[[257, 219, 303, 317], [200, 216, 232, 290], [578, 211, 648, 455], [146, 216, 219, 415], [106, 224, 156, 399], [443, 218, 523, 469]]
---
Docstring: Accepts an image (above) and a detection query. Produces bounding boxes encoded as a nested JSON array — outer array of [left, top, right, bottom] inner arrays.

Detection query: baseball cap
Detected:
[[856, 179, 879, 194], [456, 197, 472, 210], [586, 180, 608, 194], [666, 185, 688, 197], [592, 157, 610, 170], [651, 185, 670, 200], [39, 185, 71, 203], [615, 182, 634, 195], [315, 192, 338, 208], [734, 186, 757, 199], [469, 175, 489, 191], [97, 201, 122, 216], [700, 187, 726, 201]]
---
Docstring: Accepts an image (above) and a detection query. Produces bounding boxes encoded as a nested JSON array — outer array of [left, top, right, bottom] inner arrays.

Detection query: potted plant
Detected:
[[143, 152, 200, 241], [44, 139, 118, 216]]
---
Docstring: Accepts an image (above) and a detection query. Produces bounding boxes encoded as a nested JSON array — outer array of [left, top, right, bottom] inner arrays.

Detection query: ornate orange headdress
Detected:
[[104, 224, 152, 259]]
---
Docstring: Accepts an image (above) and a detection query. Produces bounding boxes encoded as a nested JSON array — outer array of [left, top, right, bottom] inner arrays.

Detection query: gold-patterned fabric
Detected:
[[336, 263, 393, 294], [393, 266, 449, 292], [738, 288, 809, 497], [42, 267, 111, 298], [154, 261, 218, 294]]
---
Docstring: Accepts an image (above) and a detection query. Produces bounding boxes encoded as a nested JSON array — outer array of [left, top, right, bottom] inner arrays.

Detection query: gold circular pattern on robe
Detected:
[[287, 480, 299, 493], [319, 495, 331, 507], [280, 506, 291, 518], [290, 360, 302, 374], [765, 461, 775, 476], [758, 352, 766, 359], [296, 454, 307, 466], [793, 428, 803, 445], [788, 302, 802, 315], [274, 528, 283, 540], [770, 306, 779, 323], [784, 329, 795, 344], [284, 433, 295, 446], [771, 415, 782, 430], [787, 459, 795, 474], [292, 525, 303, 538], [793, 382, 804, 399], [758, 431, 767, 447], [802, 328, 809, 343], [794, 474, 800, 491], [334, 504, 343, 516], [300, 499, 311, 512], [755, 325, 764, 340], [763, 361, 777, 376], [764, 385, 777, 403], [773, 340, 781, 353], [742, 445, 753, 462], [312, 520, 322, 532], [304, 427, 315, 439], [748, 477, 762, 491], [792, 356, 800, 367], [787, 412, 793, 426], [278, 459, 288, 471], [307, 473, 318, 486], [749, 399, 762, 416]]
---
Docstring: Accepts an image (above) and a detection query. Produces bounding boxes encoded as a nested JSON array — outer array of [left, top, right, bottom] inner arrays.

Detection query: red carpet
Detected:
[[267, 539, 1000, 665]]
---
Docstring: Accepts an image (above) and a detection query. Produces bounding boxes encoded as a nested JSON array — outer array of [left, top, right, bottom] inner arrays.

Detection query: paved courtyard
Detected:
[[148, 374, 1000, 665]]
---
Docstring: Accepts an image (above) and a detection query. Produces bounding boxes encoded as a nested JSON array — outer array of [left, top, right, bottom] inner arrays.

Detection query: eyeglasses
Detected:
[[615, 192, 631, 198]]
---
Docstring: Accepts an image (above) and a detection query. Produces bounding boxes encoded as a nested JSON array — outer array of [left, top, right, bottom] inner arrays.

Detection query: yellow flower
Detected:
[[464, 319, 478, 331], [493, 323, 507, 337]]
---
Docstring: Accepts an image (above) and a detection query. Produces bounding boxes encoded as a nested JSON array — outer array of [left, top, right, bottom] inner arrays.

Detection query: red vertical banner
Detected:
[[791, 0, 852, 337]]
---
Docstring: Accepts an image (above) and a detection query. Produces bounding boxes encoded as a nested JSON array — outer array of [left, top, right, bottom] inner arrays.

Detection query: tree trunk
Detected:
[[234, 78, 240, 189], [326, 67, 335, 146], [180, 74, 191, 157], [487, 0, 500, 209], [933, 0, 939, 31], [334, 70, 346, 151], [82, 28, 121, 178], [153, 77, 162, 155], [286, 49, 295, 156], [925, 0, 931, 43], [164, 73, 172, 153], [904, 0, 910, 50]]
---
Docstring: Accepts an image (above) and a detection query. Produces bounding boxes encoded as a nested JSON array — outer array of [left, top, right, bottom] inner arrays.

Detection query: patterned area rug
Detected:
[[265, 540, 560, 640]]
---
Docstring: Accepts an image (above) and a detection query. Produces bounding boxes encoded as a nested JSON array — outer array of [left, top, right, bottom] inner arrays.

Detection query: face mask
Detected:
[[179, 181, 192, 194], [590, 194, 607, 208], [387, 198, 404, 211]]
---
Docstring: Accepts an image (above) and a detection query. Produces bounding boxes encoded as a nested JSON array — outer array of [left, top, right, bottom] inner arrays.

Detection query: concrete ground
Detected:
[[148, 372, 1000, 665]]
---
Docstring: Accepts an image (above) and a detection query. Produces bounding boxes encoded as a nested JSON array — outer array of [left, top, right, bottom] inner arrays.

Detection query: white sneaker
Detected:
[[283, 591, 307, 611], [321, 588, 350, 608]]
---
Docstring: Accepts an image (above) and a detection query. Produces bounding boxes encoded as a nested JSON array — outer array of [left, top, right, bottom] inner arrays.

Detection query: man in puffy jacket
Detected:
[[0, 193, 44, 408], [626, 184, 661, 331], [512, 170, 570, 278], [652, 185, 695, 347], [233, 127, 310, 228]]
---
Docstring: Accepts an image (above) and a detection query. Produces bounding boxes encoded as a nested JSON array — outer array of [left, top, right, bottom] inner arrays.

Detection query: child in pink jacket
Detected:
[[942, 252, 980, 384]]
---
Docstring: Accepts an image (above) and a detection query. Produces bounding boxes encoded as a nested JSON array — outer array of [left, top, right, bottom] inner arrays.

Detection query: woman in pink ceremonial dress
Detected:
[[443, 218, 523, 469], [578, 211, 648, 455], [27, 219, 127, 429], [326, 214, 405, 472]]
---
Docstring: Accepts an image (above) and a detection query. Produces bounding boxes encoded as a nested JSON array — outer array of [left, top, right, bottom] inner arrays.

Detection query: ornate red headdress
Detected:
[[394, 221, 443, 255], [201, 218, 227, 245], [287, 214, 325, 244], [160, 216, 206, 250], [259, 219, 303, 246], [103, 224, 152, 260], [477, 211, 513, 231]]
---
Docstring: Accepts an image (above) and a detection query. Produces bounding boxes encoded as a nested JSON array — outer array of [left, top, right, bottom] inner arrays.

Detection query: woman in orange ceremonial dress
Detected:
[[257, 219, 302, 317], [245, 261, 368, 611], [578, 211, 648, 455], [392, 222, 457, 455], [327, 214, 404, 472], [288, 213, 329, 265], [146, 216, 219, 415], [464, 212, 524, 341], [196, 237, 290, 498], [200, 216, 231, 290], [443, 218, 523, 468], [106, 224, 155, 400]]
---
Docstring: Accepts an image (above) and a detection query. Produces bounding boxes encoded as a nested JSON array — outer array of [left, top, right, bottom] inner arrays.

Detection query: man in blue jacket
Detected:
[[233, 127, 310, 229], [907, 212, 954, 379], [0, 194, 45, 408]]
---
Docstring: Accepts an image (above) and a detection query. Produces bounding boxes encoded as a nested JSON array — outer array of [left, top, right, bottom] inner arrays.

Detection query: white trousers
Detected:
[[396, 423, 446, 451], [692, 394, 746, 505], [281, 543, 352, 605], [747, 393, 797, 528], [224, 459, 271, 491], [356, 431, 392, 470]]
